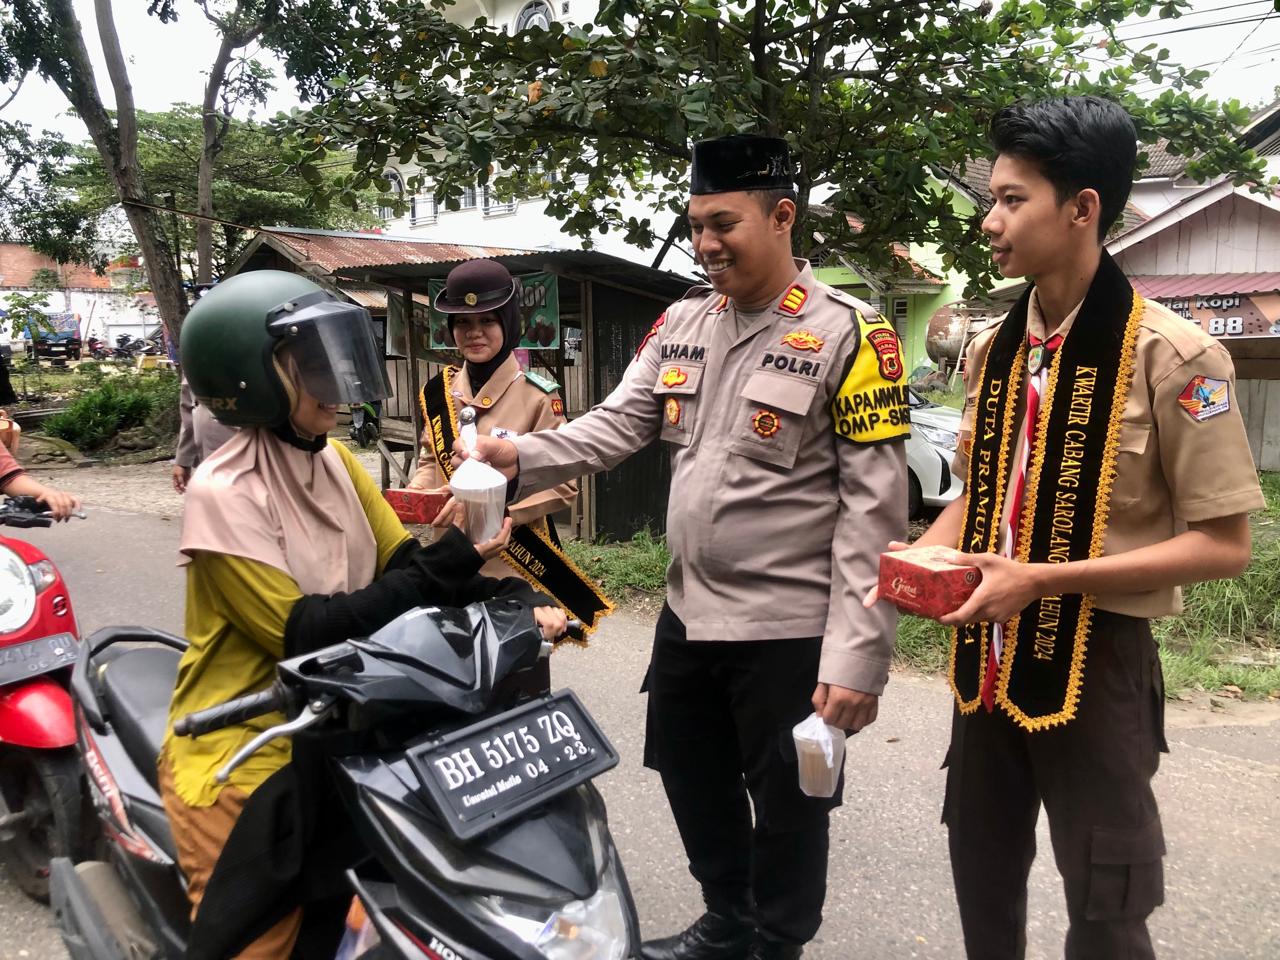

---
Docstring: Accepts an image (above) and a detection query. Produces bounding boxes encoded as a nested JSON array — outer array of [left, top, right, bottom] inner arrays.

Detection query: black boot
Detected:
[[639, 911, 756, 960], [745, 937, 803, 960]]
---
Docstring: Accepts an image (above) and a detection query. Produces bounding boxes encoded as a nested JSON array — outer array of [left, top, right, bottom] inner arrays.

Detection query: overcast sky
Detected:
[[4, 0, 1279, 146]]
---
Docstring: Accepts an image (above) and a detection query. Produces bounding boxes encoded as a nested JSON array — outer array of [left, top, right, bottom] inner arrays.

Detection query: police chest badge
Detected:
[[752, 409, 781, 438], [1178, 375, 1229, 422], [781, 330, 824, 352], [665, 397, 681, 426], [866, 328, 903, 382], [661, 367, 689, 388]]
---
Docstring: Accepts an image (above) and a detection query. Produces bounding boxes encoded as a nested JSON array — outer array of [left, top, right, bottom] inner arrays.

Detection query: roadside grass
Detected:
[[563, 529, 670, 598]]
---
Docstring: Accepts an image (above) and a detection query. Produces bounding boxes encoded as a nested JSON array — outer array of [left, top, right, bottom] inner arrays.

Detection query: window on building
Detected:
[[460, 185, 477, 209], [379, 171, 405, 222], [482, 184, 516, 217], [410, 194, 438, 226], [515, 1, 554, 31], [891, 297, 909, 333]]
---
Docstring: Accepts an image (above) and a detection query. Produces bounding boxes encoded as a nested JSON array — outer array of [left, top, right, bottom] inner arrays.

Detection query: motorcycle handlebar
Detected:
[[174, 683, 287, 738]]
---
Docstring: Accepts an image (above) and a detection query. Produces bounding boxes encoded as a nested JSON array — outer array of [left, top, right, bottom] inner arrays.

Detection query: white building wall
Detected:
[[0, 287, 158, 347], [1113, 193, 1280, 275]]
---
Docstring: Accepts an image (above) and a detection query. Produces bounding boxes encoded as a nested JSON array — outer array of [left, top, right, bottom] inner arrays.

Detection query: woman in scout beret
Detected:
[[408, 258, 612, 638], [163, 269, 563, 958]]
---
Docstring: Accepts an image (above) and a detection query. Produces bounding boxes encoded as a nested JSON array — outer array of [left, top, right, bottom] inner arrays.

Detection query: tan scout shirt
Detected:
[[176, 378, 237, 469], [511, 261, 908, 695], [409, 353, 577, 578], [954, 291, 1265, 618]]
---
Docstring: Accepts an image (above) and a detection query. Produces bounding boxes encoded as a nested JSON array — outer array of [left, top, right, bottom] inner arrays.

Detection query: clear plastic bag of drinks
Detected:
[[791, 712, 846, 798]]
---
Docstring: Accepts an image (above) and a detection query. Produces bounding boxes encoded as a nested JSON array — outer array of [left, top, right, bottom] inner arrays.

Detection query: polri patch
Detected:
[[778, 285, 808, 315], [665, 397, 681, 426], [752, 409, 781, 438], [781, 329, 824, 352], [1178, 375, 1230, 422], [866, 328, 904, 382]]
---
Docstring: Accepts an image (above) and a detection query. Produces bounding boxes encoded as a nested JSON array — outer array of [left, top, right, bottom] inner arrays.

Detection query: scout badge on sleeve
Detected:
[[1177, 375, 1229, 422], [421, 369, 614, 634], [830, 311, 911, 444], [951, 252, 1144, 731]]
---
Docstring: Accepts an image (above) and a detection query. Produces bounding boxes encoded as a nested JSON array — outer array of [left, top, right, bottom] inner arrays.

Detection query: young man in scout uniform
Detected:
[[896, 96, 1262, 959], [460, 134, 909, 960]]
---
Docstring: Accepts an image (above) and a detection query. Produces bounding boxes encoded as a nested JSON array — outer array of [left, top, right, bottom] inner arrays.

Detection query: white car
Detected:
[[906, 387, 963, 518]]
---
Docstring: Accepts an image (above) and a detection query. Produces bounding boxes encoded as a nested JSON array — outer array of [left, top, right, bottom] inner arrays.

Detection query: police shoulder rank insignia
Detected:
[[778, 285, 808, 315], [831, 311, 911, 444], [661, 366, 689, 387], [1178, 375, 1230, 422], [665, 397, 681, 426], [523, 369, 560, 394], [752, 409, 781, 438], [781, 329, 824, 352]]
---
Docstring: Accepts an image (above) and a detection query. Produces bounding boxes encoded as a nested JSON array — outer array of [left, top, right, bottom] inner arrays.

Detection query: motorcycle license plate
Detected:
[[408, 690, 618, 840], [0, 633, 78, 686]]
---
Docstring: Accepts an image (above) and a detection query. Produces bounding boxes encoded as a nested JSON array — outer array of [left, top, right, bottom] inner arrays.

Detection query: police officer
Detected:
[[461, 134, 909, 960], [895, 97, 1264, 959]]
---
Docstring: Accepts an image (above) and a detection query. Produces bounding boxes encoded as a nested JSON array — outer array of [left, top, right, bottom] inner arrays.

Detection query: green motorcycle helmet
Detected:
[[180, 270, 391, 427]]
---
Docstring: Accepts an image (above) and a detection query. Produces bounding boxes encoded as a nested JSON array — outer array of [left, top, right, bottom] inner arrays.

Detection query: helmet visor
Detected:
[[267, 295, 392, 405]]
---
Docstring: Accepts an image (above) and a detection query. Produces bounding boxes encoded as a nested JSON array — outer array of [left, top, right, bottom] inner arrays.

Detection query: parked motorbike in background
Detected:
[[52, 600, 638, 960], [86, 338, 110, 361], [349, 400, 381, 448], [0, 496, 88, 901]]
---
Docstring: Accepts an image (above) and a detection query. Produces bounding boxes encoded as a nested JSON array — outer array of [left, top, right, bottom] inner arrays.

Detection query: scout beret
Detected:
[[434, 259, 519, 315], [690, 134, 794, 195]]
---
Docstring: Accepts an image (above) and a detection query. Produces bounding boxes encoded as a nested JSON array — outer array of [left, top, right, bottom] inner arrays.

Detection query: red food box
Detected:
[[878, 545, 982, 619], [383, 488, 451, 524]]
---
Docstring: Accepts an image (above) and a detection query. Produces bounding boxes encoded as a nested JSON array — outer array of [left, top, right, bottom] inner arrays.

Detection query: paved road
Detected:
[[3, 470, 1277, 959]]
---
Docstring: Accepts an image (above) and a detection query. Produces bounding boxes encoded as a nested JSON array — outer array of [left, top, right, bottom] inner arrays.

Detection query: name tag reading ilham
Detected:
[[878, 545, 982, 620], [408, 691, 618, 840]]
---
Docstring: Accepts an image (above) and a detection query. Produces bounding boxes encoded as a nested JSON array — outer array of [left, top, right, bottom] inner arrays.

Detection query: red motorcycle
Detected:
[[0, 496, 86, 900]]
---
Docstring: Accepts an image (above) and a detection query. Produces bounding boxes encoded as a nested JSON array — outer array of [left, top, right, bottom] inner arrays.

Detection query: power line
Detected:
[[1211, 9, 1277, 78], [1121, 12, 1278, 43]]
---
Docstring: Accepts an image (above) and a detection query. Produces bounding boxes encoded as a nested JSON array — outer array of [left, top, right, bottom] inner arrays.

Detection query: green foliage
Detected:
[[1, 286, 55, 342], [275, 0, 1269, 291], [41, 372, 180, 451], [563, 528, 671, 596], [61, 105, 378, 279]]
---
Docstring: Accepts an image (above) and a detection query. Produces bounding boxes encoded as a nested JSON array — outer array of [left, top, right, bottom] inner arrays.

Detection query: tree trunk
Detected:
[[39, 0, 189, 340], [197, 38, 235, 285]]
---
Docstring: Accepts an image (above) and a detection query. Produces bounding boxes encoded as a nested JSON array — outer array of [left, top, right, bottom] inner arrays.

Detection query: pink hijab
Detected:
[[179, 429, 377, 596]]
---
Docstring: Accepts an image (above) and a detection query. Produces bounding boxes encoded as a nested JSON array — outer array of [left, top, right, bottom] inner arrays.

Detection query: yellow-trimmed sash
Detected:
[[419, 368, 614, 637], [951, 253, 1144, 731]]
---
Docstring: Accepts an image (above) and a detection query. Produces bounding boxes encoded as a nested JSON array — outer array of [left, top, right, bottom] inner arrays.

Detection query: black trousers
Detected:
[[643, 604, 842, 946], [943, 611, 1169, 960]]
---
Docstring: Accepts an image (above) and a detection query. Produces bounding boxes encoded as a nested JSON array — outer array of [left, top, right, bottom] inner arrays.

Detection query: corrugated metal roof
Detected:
[[264, 228, 534, 272], [1129, 273, 1280, 299], [339, 286, 432, 311]]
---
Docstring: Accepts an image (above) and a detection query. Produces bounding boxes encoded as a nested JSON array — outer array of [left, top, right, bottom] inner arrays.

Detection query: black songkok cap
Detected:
[[690, 135, 794, 196]]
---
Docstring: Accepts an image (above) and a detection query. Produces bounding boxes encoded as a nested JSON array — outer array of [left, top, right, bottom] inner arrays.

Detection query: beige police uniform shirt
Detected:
[[511, 261, 908, 695], [955, 288, 1265, 618], [409, 353, 577, 578], [176, 378, 238, 469]]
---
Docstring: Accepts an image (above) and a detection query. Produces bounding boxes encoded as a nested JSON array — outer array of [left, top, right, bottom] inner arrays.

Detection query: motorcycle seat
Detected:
[[99, 646, 182, 793]]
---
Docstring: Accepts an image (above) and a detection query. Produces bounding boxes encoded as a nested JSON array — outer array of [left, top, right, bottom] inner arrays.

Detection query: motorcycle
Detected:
[[0, 496, 88, 901], [349, 401, 381, 449], [86, 338, 110, 361], [51, 600, 639, 960]]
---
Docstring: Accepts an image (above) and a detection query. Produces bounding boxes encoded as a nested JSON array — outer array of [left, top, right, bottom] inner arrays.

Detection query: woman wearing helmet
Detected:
[[160, 270, 565, 958], [408, 260, 611, 640]]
